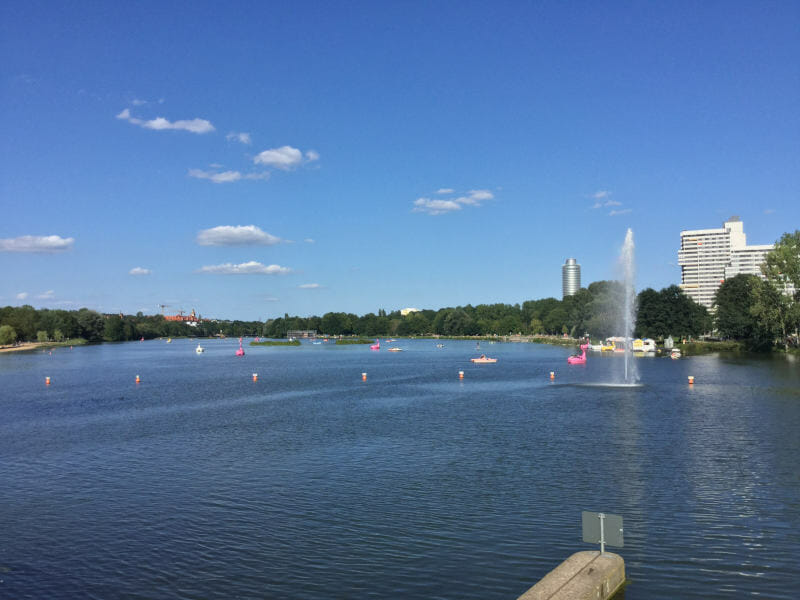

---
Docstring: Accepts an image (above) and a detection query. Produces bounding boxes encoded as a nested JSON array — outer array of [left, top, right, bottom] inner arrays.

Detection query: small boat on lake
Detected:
[[166, 338, 172, 344], [567, 343, 589, 365], [471, 354, 497, 363], [670, 348, 681, 359], [235, 338, 245, 357], [370, 339, 380, 351], [388, 347, 403, 352], [195, 344, 204, 354]]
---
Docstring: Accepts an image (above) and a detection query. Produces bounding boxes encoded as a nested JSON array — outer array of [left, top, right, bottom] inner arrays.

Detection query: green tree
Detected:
[[636, 285, 710, 339], [37, 330, 49, 342], [76, 308, 105, 341], [0, 325, 17, 346], [53, 329, 65, 342], [758, 230, 800, 350], [750, 279, 792, 350], [4, 305, 38, 341], [714, 274, 773, 349], [543, 306, 569, 335], [762, 230, 800, 291], [104, 315, 125, 341], [443, 309, 477, 336], [584, 281, 624, 339], [563, 288, 592, 337]]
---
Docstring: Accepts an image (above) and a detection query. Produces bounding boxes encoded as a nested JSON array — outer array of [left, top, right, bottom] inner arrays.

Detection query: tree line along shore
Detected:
[[2, 230, 797, 353]]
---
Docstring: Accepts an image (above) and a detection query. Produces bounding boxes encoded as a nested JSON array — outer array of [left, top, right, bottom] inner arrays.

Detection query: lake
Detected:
[[1, 339, 798, 599]]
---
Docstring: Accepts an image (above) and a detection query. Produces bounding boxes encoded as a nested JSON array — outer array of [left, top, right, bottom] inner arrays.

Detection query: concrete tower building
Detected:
[[678, 216, 774, 309], [562, 258, 581, 298]]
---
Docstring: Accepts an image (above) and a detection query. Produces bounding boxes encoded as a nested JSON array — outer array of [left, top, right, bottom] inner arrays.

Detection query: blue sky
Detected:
[[2, 1, 798, 320]]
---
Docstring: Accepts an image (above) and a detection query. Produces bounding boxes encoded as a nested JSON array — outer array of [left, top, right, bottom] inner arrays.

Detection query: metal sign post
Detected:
[[582, 511, 623, 554], [599, 512, 605, 554]]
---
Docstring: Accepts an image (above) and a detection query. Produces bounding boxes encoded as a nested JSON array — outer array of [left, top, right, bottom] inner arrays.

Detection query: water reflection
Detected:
[[0, 341, 798, 599]]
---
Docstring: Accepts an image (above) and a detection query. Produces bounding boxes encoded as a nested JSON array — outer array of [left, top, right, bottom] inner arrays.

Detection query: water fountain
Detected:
[[579, 228, 641, 388], [619, 228, 638, 384]]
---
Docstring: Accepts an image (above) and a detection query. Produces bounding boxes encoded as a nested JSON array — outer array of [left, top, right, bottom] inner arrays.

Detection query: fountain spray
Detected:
[[620, 228, 637, 383]]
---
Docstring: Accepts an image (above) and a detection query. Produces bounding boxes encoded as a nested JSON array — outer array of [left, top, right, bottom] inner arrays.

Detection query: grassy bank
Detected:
[[528, 336, 749, 356], [678, 340, 744, 356], [250, 339, 301, 347], [335, 338, 375, 345], [528, 336, 580, 347]]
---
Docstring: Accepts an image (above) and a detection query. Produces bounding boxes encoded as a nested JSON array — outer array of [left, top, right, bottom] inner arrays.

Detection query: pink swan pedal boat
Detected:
[[471, 354, 498, 363], [567, 343, 589, 365], [370, 339, 380, 350], [235, 337, 245, 357]]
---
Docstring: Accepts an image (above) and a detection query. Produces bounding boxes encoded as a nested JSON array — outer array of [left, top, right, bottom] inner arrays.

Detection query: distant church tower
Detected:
[[562, 258, 581, 298]]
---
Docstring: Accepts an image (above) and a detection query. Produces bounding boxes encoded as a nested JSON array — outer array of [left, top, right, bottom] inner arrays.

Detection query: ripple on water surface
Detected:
[[0, 340, 799, 599]]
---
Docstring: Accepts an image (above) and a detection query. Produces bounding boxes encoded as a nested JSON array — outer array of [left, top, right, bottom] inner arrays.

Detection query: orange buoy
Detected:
[[252, 373, 258, 382], [550, 371, 555, 380], [362, 372, 367, 381], [688, 375, 695, 385], [135, 375, 141, 384], [45, 376, 51, 385], [458, 370, 464, 379]]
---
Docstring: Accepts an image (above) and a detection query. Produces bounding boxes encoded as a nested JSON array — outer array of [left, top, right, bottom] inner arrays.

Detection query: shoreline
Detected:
[[0, 342, 45, 354], [0, 339, 88, 354]]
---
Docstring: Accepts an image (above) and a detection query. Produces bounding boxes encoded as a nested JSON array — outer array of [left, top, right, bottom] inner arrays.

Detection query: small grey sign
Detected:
[[582, 511, 624, 548]]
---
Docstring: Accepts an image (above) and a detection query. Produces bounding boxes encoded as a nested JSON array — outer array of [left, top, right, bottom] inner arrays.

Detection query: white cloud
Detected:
[[116, 108, 214, 134], [456, 189, 494, 205], [592, 190, 611, 199], [298, 283, 322, 289], [304, 238, 315, 244], [437, 188, 455, 194], [16, 292, 28, 300], [197, 261, 291, 275], [467, 189, 494, 201], [413, 188, 495, 215], [609, 208, 632, 216], [413, 198, 462, 215], [263, 296, 279, 302], [592, 198, 622, 209], [37, 290, 55, 299], [196, 225, 282, 246], [129, 267, 151, 276], [131, 98, 147, 106], [0, 235, 74, 253], [254, 146, 303, 169], [143, 117, 214, 133], [188, 168, 243, 184], [764, 208, 775, 215], [243, 172, 270, 181], [227, 132, 252, 145], [254, 146, 319, 170]]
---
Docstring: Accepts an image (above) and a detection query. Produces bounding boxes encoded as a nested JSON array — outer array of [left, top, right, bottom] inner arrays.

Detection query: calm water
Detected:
[[1, 339, 799, 599]]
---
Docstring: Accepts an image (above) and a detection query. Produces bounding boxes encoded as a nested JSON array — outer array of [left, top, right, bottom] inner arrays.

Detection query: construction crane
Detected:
[[158, 304, 170, 315]]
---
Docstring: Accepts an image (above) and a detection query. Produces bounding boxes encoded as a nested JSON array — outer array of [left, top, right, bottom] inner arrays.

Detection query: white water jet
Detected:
[[619, 228, 638, 383]]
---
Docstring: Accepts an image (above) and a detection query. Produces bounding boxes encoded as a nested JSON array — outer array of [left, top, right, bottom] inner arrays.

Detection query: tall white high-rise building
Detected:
[[678, 216, 773, 308], [562, 258, 581, 298]]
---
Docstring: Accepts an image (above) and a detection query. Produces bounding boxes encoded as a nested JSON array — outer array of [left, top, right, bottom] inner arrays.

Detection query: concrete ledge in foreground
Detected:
[[517, 551, 625, 600]]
